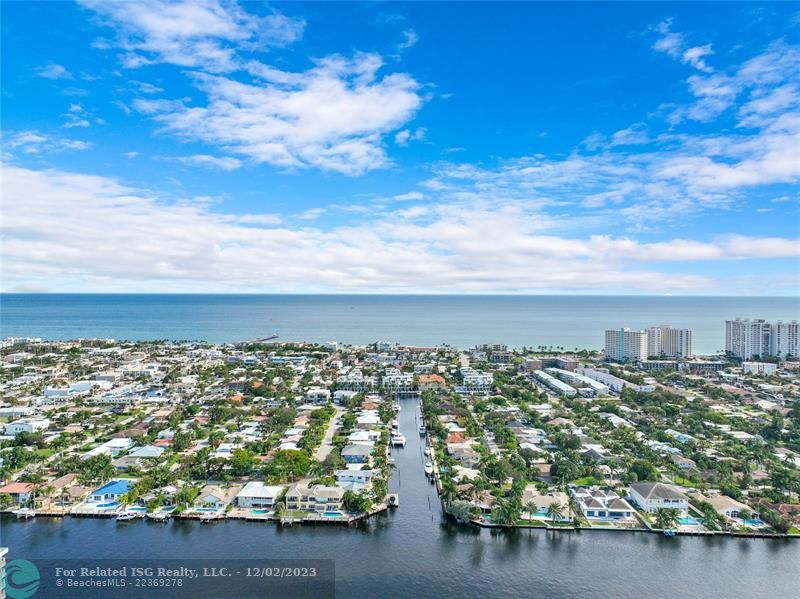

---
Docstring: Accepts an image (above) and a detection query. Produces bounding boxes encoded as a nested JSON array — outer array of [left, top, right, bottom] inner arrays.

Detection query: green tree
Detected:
[[653, 508, 680, 530]]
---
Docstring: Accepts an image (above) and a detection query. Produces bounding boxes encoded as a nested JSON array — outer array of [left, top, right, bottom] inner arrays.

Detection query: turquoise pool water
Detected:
[[323, 512, 344, 518], [250, 509, 271, 515], [678, 517, 700, 525], [97, 502, 118, 508], [743, 518, 764, 526], [195, 507, 219, 513]]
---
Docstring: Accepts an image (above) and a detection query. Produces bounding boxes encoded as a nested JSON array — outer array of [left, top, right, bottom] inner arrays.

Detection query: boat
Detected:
[[12, 507, 36, 519], [392, 403, 401, 413], [391, 419, 399, 431], [387, 494, 399, 507], [146, 512, 170, 522], [391, 433, 406, 447], [418, 424, 426, 435], [116, 511, 141, 522], [424, 460, 434, 476], [424, 446, 432, 458]]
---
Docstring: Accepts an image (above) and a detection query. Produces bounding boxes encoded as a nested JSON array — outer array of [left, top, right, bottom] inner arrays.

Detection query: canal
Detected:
[[1, 396, 798, 598]]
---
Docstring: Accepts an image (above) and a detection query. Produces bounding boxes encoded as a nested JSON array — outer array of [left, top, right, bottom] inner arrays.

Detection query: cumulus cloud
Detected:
[[80, 0, 305, 72], [135, 54, 423, 175], [395, 127, 426, 146], [2, 163, 798, 294]]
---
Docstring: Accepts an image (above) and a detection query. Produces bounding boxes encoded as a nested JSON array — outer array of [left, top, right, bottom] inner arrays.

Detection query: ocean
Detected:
[[1, 294, 798, 354]]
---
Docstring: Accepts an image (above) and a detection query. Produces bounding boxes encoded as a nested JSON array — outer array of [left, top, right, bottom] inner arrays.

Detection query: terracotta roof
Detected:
[[0, 482, 33, 494]]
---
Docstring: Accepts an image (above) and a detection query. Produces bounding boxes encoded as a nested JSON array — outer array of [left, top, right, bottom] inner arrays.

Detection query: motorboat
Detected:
[[391, 419, 399, 431], [391, 433, 406, 447], [116, 511, 141, 522], [418, 424, 426, 435], [423, 446, 432, 458], [12, 507, 36, 519], [424, 460, 434, 476], [392, 403, 401, 412]]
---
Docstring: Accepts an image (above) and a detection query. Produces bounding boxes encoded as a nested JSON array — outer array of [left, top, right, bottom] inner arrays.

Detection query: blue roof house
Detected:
[[88, 479, 131, 503]]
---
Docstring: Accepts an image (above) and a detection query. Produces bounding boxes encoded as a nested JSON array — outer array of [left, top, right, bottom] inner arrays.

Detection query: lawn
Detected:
[[671, 475, 697, 488], [34, 448, 56, 458], [571, 476, 604, 486]]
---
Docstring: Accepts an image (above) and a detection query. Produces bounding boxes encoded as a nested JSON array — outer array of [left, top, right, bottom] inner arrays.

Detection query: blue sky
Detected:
[[1, 1, 799, 294]]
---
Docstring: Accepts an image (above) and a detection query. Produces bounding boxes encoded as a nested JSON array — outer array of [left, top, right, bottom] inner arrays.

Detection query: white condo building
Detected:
[[605, 329, 648, 362], [771, 320, 799, 359], [725, 318, 797, 360], [646, 325, 693, 358]]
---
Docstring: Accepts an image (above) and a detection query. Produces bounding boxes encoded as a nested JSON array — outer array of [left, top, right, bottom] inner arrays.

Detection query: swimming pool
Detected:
[[195, 507, 219, 513], [250, 509, 272, 515], [743, 518, 765, 526], [323, 512, 344, 518], [97, 502, 118, 508], [677, 516, 700, 525]]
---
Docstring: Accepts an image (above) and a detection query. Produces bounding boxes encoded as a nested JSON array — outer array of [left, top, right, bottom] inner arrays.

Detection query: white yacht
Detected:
[[391, 432, 406, 447], [418, 424, 426, 435], [424, 460, 434, 476], [116, 511, 140, 522], [12, 507, 35, 519]]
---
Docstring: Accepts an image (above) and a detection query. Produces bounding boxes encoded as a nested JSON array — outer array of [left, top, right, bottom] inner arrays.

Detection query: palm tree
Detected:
[[440, 479, 458, 507], [524, 501, 539, 520], [546, 501, 564, 522], [653, 508, 680, 530]]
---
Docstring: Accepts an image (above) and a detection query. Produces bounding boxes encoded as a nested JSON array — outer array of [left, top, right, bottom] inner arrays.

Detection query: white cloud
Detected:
[[652, 20, 714, 73], [2, 164, 798, 294], [35, 63, 73, 79], [398, 29, 419, 50], [135, 53, 423, 175], [395, 127, 426, 146], [682, 44, 714, 73], [297, 208, 326, 220], [392, 191, 425, 201], [130, 80, 164, 94], [652, 19, 684, 58], [175, 154, 243, 171], [3, 130, 91, 154], [80, 0, 305, 72]]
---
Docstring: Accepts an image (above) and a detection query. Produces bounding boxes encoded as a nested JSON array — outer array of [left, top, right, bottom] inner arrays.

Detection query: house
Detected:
[[312, 486, 345, 512], [341, 444, 372, 464], [235, 482, 285, 508], [520, 485, 570, 520], [138, 485, 179, 508], [285, 484, 345, 512], [335, 469, 375, 485], [671, 455, 697, 470], [707, 495, 756, 520], [305, 387, 331, 404], [417, 374, 446, 392], [571, 486, 635, 521], [88, 480, 131, 504], [450, 447, 481, 468], [0, 482, 34, 504], [4, 418, 50, 436], [628, 482, 689, 513], [128, 445, 165, 459], [194, 485, 239, 510]]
